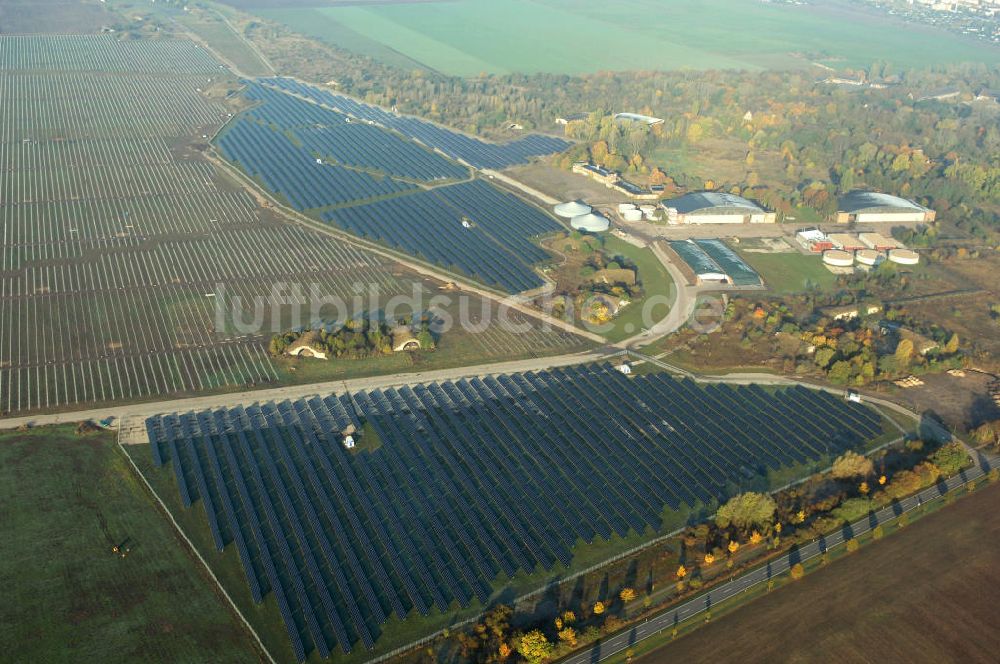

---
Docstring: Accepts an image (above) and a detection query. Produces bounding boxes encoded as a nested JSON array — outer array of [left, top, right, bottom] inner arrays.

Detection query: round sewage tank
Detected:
[[855, 249, 881, 266], [570, 212, 610, 233], [822, 250, 855, 267], [888, 249, 919, 265], [554, 201, 592, 218]]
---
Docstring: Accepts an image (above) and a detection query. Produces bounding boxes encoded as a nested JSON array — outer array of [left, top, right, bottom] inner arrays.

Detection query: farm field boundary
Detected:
[[244, 0, 1000, 76]]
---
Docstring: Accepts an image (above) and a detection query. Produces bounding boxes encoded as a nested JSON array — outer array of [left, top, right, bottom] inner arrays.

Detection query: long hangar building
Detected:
[[836, 192, 936, 224], [662, 192, 777, 225]]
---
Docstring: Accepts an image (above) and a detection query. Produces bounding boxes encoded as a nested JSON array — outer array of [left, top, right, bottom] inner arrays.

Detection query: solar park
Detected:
[[324, 180, 561, 293], [0, 34, 589, 414], [256, 77, 572, 170], [147, 363, 887, 660], [0, 35, 429, 413], [216, 82, 567, 293]]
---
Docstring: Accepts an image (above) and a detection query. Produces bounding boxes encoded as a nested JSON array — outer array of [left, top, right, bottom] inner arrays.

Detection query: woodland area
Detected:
[[128, 3, 1000, 240], [235, 9, 1000, 237], [417, 439, 974, 664]]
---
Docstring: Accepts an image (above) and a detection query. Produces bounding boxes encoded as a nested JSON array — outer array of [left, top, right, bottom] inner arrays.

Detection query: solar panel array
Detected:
[[237, 82, 468, 183], [323, 179, 560, 292], [0, 35, 221, 73], [148, 364, 883, 660], [217, 118, 415, 210], [215, 83, 563, 292], [258, 77, 572, 169]]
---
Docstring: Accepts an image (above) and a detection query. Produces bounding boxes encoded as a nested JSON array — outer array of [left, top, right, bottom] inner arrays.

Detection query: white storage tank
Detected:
[[888, 249, 919, 265], [622, 208, 643, 222], [570, 212, 610, 233], [855, 249, 881, 266], [554, 201, 592, 218], [822, 250, 855, 267], [618, 203, 637, 214]]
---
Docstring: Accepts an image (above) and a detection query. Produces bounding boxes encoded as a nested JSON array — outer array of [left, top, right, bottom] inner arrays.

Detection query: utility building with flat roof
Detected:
[[662, 192, 776, 225], [835, 191, 935, 224]]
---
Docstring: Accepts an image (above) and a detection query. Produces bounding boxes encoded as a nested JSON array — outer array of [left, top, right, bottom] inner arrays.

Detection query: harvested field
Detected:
[[641, 480, 1000, 664], [0, 1, 116, 35]]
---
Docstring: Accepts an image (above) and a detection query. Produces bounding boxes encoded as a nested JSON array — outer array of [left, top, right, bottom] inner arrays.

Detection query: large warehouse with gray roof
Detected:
[[662, 192, 776, 224], [835, 192, 935, 223]]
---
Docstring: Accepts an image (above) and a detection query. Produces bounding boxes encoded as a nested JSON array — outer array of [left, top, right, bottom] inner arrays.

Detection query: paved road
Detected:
[[560, 454, 994, 664], [617, 241, 701, 350], [0, 349, 610, 438], [206, 151, 605, 346]]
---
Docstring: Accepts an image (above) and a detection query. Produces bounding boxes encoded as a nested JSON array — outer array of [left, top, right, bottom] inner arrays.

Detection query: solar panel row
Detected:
[[147, 364, 883, 659], [217, 117, 414, 210], [323, 180, 561, 293], [257, 77, 573, 169]]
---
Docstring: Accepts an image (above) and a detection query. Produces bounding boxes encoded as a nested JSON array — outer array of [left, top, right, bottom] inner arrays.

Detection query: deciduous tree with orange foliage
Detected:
[[516, 630, 553, 664]]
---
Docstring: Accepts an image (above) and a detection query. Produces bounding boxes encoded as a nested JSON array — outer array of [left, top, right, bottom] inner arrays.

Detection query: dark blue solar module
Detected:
[[149, 363, 885, 659], [216, 118, 415, 210], [257, 77, 572, 169], [323, 179, 562, 293]]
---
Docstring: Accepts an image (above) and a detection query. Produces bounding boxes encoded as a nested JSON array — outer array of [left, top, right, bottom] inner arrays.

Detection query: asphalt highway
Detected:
[[560, 455, 992, 664]]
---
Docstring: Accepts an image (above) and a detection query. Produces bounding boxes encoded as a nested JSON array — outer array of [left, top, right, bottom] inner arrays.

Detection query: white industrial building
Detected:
[[796, 228, 833, 252], [662, 192, 777, 225], [835, 192, 935, 223], [859, 232, 902, 251]]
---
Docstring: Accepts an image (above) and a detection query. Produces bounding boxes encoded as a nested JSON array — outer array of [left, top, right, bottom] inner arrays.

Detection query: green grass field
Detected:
[[177, 10, 274, 76], [737, 249, 838, 294], [602, 235, 676, 343], [0, 427, 261, 663], [255, 0, 1000, 76]]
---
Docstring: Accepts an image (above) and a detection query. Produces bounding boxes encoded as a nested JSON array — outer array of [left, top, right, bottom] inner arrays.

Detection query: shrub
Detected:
[[715, 492, 777, 531], [790, 563, 805, 580], [831, 451, 874, 479], [929, 442, 969, 476], [833, 497, 873, 523]]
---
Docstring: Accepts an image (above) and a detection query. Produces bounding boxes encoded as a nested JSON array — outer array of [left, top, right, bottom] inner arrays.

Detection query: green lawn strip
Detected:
[[0, 427, 261, 663], [178, 14, 272, 76], [735, 250, 838, 294], [600, 236, 675, 344]]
